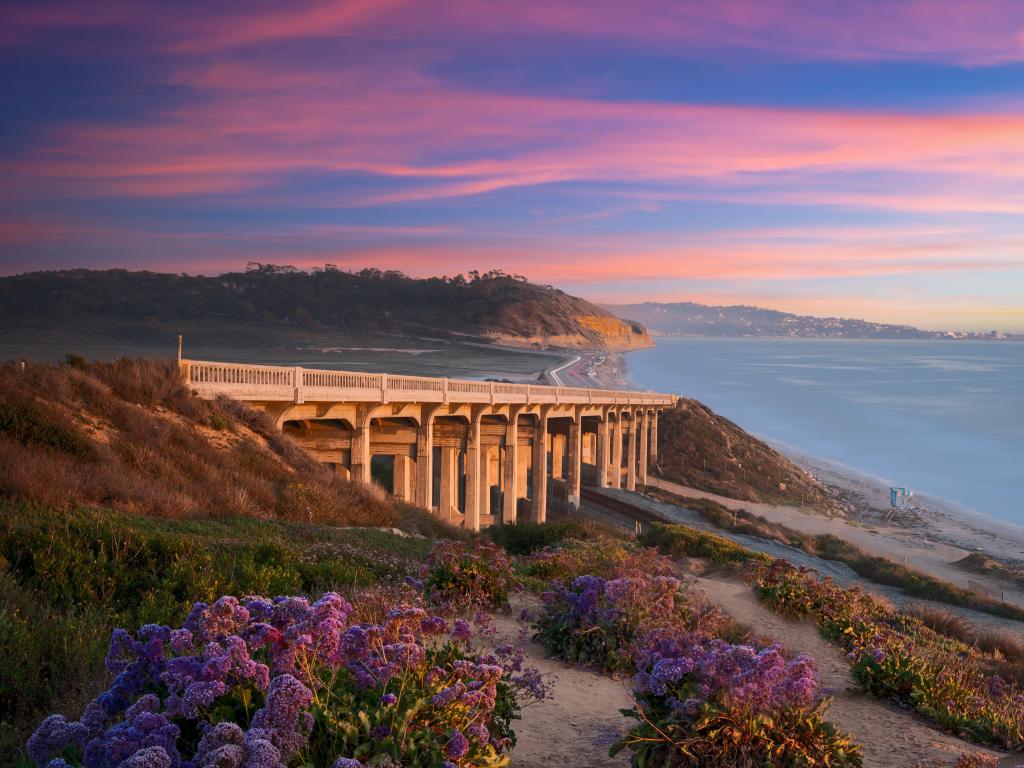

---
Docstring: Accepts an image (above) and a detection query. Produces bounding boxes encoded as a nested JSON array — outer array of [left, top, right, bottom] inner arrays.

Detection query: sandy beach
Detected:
[[649, 458, 1024, 612]]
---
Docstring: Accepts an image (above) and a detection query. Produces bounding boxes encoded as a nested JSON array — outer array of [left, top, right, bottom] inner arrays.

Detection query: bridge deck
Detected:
[[181, 359, 676, 406]]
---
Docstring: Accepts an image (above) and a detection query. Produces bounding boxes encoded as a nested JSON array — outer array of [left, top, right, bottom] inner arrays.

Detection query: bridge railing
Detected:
[[181, 359, 676, 407]]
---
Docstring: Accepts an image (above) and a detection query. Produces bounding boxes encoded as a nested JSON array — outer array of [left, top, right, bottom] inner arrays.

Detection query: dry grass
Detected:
[[906, 602, 1024, 684], [0, 358, 396, 527]]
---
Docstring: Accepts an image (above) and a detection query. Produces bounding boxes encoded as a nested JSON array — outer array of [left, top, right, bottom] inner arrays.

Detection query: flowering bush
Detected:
[[612, 629, 862, 767], [27, 590, 545, 768], [749, 560, 1024, 750], [419, 539, 515, 613], [534, 573, 728, 672], [519, 541, 676, 587]]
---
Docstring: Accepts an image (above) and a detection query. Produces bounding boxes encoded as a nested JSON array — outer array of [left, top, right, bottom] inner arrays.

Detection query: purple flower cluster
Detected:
[[28, 589, 540, 768], [633, 628, 820, 716]]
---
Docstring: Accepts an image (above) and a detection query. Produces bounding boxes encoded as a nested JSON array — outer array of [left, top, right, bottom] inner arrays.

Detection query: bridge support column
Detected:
[[479, 446, 492, 521], [567, 410, 582, 511], [626, 409, 637, 491], [531, 408, 550, 523], [439, 446, 459, 524], [393, 455, 413, 502], [650, 410, 659, 468], [611, 410, 623, 489], [464, 409, 484, 532], [639, 409, 650, 486], [596, 410, 610, 488], [351, 406, 375, 485], [502, 407, 522, 524], [415, 407, 439, 511], [551, 432, 565, 480]]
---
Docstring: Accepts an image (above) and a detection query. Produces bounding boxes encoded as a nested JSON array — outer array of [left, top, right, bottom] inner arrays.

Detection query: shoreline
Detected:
[[784, 446, 1024, 569], [617, 344, 1024, 599]]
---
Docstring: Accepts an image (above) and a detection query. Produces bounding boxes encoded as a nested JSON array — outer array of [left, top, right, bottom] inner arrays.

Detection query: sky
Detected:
[[2, 1, 1024, 331]]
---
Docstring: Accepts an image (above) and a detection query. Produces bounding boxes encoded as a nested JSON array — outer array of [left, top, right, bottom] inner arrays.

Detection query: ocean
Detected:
[[625, 338, 1024, 527]]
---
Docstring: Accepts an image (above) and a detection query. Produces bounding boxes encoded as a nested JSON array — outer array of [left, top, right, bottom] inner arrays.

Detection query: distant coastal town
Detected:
[[605, 301, 1024, 340]]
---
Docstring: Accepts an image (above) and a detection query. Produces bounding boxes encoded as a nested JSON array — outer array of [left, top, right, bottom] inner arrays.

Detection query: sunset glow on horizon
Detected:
[[3, 1, 1024, 330]]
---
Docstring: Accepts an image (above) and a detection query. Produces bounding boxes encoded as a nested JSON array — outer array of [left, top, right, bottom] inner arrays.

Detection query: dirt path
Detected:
[[693, 574, 1016, 768], [649, 476, 1024, 609], [493, 595, 633, 768]]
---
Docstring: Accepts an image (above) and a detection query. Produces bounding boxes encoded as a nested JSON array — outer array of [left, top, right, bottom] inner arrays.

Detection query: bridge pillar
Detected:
[[502, 407, 522, 524], [393, 455, 413, 502], [639, 408, 650, 486], [650, 409, 659, 468], [464, 409, 484, 532], [611, 409, 623, 489], [567, 409, 583, 511], [596, 409, 610, 487], [439, 446, 459, 524], [551, 432, 565, 480], [351, 406, 375, 484], [531, 407, 550, 523], [626, 408, 638, 491], [415, 407, 440, 511], [481, 444, 493, 524]]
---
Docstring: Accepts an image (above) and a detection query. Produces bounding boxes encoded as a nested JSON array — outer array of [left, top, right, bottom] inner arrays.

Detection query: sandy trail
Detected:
[[693, 574, 1015, 768], [649, 476, 1024, 609], [494, 595, 633, 768]]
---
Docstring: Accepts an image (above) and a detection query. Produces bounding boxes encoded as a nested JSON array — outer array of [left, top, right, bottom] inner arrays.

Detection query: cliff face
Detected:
[[0, 266, 651, 352], [574, 315, 652, 350]]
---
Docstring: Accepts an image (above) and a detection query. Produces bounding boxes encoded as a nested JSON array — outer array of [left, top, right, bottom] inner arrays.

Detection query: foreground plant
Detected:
[[613, 628, 862, 767], [420, 539, 516, 613], [534, 573, 724, 672], [27, 590, 545, 768], [750, 559, 1024, 750]]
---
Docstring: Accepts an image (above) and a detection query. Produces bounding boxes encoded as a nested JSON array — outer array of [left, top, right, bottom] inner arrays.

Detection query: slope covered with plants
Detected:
[[0, 266, 652, 351], [653, 398, 833, 508]]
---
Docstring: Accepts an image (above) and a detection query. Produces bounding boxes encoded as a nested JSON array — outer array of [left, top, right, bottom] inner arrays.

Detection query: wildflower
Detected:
[[444, 730, 470, 759]]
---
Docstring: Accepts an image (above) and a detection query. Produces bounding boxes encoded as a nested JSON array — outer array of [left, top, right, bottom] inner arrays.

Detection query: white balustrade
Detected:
[[181, 359, 675, 407]]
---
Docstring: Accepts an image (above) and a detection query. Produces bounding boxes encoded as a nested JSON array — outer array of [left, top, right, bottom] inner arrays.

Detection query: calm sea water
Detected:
[[626, 338, 1024, 527]]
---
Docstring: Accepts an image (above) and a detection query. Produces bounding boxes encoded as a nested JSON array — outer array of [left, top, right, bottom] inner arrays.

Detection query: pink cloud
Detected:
[[7, 1, 1024, 65]]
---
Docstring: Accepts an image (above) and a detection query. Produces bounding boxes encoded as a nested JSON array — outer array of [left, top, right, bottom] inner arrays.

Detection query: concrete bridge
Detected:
[[181, 359, 676, 530]]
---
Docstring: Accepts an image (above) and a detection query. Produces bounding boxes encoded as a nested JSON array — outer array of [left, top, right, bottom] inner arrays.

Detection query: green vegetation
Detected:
[[485, 518, 613, 555], [645, 486, 1024, 622], [750, 560, 1024, 750], [0, 500, 435, 759], [639, 521, 772, 567]]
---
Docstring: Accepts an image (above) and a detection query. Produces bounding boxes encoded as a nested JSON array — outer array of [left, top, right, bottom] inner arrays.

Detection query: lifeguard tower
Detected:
[[888, 486, 921, 521]]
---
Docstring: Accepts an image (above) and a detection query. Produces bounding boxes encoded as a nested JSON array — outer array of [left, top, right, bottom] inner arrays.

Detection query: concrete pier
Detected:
[[181, 359, 674, 530]]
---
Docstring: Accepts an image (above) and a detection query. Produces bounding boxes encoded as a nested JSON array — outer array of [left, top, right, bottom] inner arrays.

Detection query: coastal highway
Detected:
[[545, 352, 606, 387], [546, 355, 580, 386]]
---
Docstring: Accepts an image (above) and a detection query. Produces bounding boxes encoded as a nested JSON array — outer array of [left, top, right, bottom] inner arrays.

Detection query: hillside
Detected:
[[0, 266, 652, 351], [652, 399, 834, 509], [0, 358, 461, 756], [606, 300, 942, 339]]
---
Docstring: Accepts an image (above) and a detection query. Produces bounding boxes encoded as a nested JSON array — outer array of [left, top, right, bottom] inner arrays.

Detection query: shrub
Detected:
[[639, 522, 772, 567], [485, 519, 603, 555], [0, 502, 434, 761], [748, 560, 1024, 750], [613, 629, 862, 767], [26, 592, 545, 768], [0, 401, 94, 459], [420, 540, 515, 613], [518, 540, 676, 588], [534, 574, 727, 672]]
